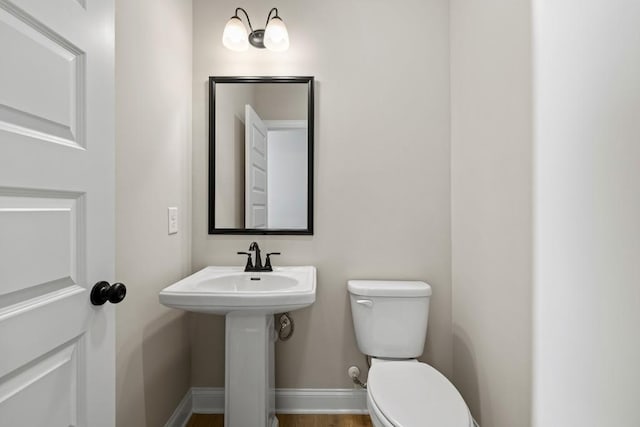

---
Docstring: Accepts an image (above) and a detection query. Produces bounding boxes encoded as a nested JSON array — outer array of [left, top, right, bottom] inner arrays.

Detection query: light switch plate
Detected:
[[168, 207, 178, 235]]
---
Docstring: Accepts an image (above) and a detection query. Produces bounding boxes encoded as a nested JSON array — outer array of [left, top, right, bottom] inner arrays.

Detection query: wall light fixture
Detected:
[[222, 7, 289, 52]]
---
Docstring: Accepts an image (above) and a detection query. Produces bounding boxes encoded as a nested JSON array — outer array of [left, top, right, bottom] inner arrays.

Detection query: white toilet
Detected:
[[348, 280, 473, 427]]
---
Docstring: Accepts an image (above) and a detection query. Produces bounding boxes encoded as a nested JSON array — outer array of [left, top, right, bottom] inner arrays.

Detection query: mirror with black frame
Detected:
[[209, 76, 314, 235]]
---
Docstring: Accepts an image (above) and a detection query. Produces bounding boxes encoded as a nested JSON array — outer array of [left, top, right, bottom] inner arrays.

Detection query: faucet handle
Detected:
[[264, 252, 281, 271], [237, 251, 253, 270]]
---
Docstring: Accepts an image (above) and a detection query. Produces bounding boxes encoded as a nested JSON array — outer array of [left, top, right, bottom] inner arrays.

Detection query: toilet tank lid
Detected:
[[347, 280, 432, 297]]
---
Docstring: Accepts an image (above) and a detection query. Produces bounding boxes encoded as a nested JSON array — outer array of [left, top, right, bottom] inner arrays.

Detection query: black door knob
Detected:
[[91, 281, 127, 306]]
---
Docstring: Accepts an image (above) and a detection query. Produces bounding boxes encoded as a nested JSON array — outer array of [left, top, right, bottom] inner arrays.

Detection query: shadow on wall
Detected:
[[190, 313, 226, 387], [275, 290, 365, 385], [142, 311, 191, 427], [274, 304, 314, 387], [273, 271, 365, 389], [453, 326, 482, 425], [340, 291, 365, 382], [233, 115, 245, 227]]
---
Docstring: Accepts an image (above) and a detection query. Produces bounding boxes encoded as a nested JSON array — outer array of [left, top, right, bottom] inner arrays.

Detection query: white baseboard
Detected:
[[164, 389, 193, 427], [276, 388, 367, 414], [191, 387, 225, 413], [165, 387, 368, 426]]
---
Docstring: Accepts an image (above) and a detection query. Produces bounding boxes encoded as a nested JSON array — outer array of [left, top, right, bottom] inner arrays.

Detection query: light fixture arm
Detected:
[[265, 7, 279, 27], [234, 7, 254, 32]]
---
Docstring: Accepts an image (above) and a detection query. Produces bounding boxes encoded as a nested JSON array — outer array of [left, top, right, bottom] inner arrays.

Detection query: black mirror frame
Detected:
[[208, 76, 315, 235]]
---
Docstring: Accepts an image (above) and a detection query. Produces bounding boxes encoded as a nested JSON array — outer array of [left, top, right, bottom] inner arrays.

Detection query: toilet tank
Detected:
[[348, 280, 431, 359]]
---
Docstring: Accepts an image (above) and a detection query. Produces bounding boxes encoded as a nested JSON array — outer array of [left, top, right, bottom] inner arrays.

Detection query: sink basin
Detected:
[[159, 266, 316, 315]]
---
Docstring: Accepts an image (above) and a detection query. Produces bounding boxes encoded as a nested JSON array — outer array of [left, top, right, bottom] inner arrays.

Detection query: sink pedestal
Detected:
[[225, 312, 277, 427]]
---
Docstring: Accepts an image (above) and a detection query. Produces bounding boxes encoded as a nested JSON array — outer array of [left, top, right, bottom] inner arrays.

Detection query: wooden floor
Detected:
[[187, 413, 373, 427]]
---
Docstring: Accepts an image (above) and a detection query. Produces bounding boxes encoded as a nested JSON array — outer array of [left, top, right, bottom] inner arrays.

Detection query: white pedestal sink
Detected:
[[159, 266, 316, 427]]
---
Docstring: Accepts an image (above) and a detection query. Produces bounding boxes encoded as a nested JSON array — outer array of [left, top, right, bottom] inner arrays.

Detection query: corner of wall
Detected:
[[115, 0, 194, 425]]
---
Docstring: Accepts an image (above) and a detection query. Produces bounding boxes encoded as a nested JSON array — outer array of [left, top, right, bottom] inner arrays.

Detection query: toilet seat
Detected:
[[367, 361, 471, 427]]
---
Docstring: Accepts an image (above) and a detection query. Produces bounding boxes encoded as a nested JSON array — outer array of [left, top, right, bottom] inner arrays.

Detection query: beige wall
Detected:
[[450, 1, 533, 426], [115, 0, 193, 426], [532, 1, 640, 425], [192, 0, 452, 388], [254, 84, 308, 120]]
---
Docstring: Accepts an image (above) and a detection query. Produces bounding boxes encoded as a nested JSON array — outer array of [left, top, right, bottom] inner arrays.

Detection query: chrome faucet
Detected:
[[237, 242, 280, 272]]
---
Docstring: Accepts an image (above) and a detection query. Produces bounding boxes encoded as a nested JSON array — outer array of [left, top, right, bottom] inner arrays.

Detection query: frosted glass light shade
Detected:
[[222, 16, 249, 51], [264, 17, 289, 51]]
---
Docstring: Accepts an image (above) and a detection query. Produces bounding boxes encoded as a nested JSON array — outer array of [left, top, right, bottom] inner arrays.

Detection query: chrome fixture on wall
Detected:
[[223, 7, 289, 52]]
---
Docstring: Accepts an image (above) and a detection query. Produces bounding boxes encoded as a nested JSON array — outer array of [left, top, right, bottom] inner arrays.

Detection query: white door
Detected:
[[245, 104, 268, 228], [0, 0, 115, 426]]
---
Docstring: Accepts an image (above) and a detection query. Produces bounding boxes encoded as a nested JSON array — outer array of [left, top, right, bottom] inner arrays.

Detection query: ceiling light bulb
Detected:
[[264, 16, 289, 52], [222, 16, 249, 51]]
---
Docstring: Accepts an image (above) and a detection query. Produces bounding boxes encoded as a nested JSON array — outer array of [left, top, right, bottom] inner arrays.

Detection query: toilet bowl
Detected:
[[367, 360, 472, 427], [348, 280, 472, 427]]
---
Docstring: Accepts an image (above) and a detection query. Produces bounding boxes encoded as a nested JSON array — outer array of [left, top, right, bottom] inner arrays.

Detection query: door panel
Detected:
[[0, 1, 85, 148], [0, 195, 79, 295], [245, 104, 268, 228], [0, 339, 81, 427], [0, 0, 114, 425]]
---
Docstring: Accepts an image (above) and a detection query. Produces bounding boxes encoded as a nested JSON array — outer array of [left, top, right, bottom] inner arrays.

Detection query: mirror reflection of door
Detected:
[[244, 105, 308, 229], [245, 105, 268, 228], [212, 79, 312, 233]]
